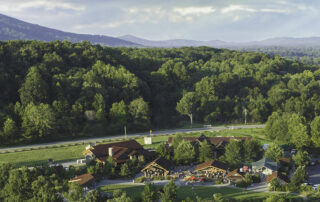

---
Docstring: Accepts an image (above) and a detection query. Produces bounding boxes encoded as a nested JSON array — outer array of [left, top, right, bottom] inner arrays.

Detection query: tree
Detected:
[[110, 101, 127, 127], [243, 139, 263, 162], [129, 97, 150, 128], [269, 178, 280, 191], [141, 183, 157, 202], [108, 190, 132, 202], [224, 140, 242, 167], [84, 190, 103, 202], [92, 93, 106, 121], [292, 150, 311, 167], [288, 113, 310, 149], [290, 123, 310, 149], [22, 103, 56, 140], [160, 180, 177, 202], [176, 92, 197, 125], [174, 140, 195, 164], [3, 168, 32, 201], [243, 173, 253, 188], [3, 117, 18, 141], [104, 156, 116, 178], [264, 143, 284, 162], [311, 116, 320, 147], [289, 165, 307, 191], [155, 143, 170, 160], [265, 112, 288, 142], [0, 163, 13, 189], [66, 182, 84, 202], [198, 141, 213, 162], [265, 194, 290, 202], [172, 133, 183, 150], [19, 66, 48, 106], [31, 175, 62, 201], [120, 163, 130, 177]]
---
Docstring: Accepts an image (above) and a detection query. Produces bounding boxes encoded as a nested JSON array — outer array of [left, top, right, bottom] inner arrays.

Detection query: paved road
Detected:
[[307, 164, 320, 185], [0, 124, 264, 152]]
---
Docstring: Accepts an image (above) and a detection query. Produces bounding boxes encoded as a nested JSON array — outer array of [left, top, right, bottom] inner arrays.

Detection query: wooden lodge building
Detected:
[[83, 140, 153, 165], [194, 160, 229, 177], [141, 157, 173, 177], [168, 134, 251, 158]]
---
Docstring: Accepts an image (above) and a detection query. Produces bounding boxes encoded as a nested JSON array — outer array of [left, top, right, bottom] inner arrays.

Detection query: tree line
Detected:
[[1, 40, 320, 145]]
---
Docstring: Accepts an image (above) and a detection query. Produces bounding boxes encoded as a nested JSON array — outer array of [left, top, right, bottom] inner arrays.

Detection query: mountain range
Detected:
[[1, 13, 320, 48]]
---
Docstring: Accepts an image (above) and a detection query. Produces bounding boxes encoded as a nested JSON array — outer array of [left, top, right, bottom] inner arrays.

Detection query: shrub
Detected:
[[165, 175, 176, 181], [251, 174, 261, 183], [215, 177, 224, 184], [135, 176, 146, 183]]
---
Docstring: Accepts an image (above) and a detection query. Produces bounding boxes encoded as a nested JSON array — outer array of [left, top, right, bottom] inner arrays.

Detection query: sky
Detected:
[[0, 0, 319, 42]]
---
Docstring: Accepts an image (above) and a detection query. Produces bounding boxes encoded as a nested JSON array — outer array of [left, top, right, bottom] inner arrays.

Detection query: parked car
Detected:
[[312, 184, 319, 190], [311, 161, 316, 166], [291, 149, 297, 155]]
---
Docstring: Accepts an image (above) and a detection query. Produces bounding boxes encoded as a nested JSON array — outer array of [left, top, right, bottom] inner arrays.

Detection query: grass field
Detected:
[[0, 127, 268, 167], [0, 144, 85, 167], [99, 184, 302, 201]]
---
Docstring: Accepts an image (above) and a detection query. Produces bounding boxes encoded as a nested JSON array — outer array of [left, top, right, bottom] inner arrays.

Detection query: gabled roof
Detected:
[[266, 171, 290, 184], [252, 158, 278, 171], [85, 140, 154, 164], [142, 157, 173, 172], [194, 160, 229, 172], [279, 157, 291, 164], [226, 169, 245, 179], [69, 173, 95, 186], [89, 140, 143, 157]]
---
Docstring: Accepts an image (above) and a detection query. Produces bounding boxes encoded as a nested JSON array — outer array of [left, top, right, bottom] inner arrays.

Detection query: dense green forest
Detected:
[[1, 40, 320, 145], [241, 46, 320, 65]]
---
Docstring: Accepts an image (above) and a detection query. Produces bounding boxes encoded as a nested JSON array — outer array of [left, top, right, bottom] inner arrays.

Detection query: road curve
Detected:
[[0, 124, 265, 153]]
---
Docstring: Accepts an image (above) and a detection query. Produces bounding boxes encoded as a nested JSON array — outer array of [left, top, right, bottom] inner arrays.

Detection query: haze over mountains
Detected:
[[1, 13, 320, 48]]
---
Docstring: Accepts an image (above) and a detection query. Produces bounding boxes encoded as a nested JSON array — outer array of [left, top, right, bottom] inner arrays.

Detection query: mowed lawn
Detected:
[[99, 184, 302, 201], [0, 144, 85, 167], [0, 127, 267, 167]]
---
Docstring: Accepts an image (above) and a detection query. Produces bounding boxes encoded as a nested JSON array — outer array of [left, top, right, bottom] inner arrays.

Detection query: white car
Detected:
[[312, 184, 319, 190]]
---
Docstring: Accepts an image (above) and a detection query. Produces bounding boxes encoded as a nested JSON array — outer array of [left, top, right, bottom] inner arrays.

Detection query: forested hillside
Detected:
[[1, 40, 320, 145]]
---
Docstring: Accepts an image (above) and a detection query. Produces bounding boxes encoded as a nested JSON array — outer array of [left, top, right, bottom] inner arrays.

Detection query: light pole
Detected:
[[243, 108, 248, 125]]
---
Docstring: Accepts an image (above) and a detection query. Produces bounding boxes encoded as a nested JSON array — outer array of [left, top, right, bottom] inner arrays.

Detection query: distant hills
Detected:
[[1, 13, 320, 48], [0, 13, 138, 47], [119, 34, 320, 48]]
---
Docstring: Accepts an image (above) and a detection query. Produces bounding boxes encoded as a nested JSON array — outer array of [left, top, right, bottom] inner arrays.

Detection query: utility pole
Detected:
[[124, 125, 127, 139], [243, 108, 248, 125]]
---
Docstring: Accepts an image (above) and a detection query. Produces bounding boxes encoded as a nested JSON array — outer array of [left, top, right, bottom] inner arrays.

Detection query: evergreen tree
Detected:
[[141, 183, 157, 202], [19, 66, 48, 106], [160, 180, 177, 202], [198, 141, 213, 162], [224, 140, 242, 167], [264, 143, 284, 162]]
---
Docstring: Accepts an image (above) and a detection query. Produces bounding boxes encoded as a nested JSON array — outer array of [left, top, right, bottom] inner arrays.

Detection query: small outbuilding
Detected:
[[266, 171, 290, 185], [225, 169, 245, 183], [141, 157, 173, 177], [69, 173, 95, 188]]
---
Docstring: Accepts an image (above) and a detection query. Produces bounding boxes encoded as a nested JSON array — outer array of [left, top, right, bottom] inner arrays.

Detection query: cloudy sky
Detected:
[[0, 0, 319, 42]]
